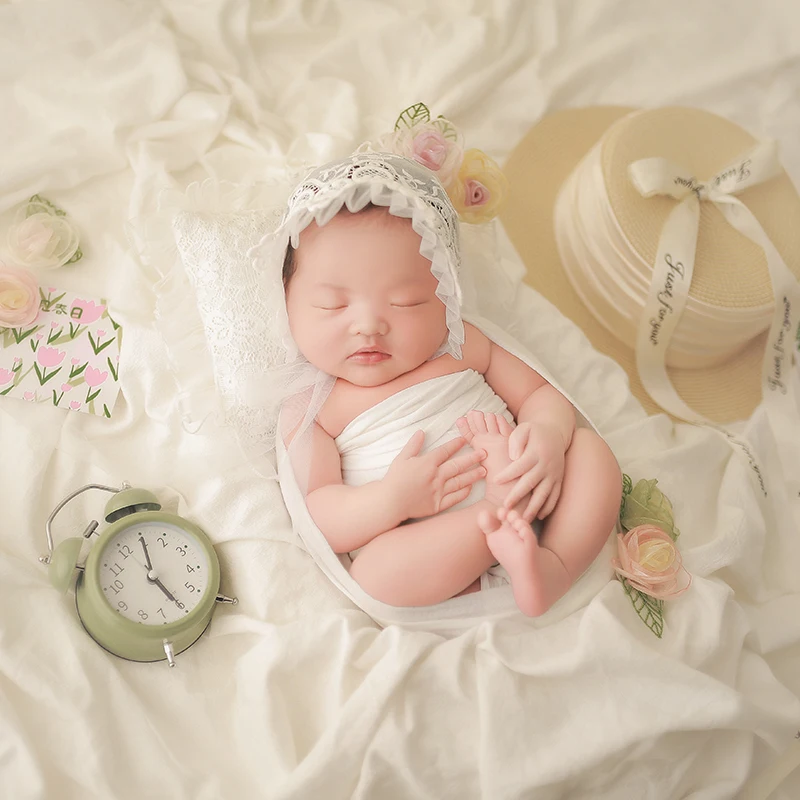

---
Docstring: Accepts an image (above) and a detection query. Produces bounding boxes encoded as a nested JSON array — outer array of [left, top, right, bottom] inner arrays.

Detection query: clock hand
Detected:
[[150, 576, 177, 603], [139, 535, 154, 571], [138, 535, 176, 603]]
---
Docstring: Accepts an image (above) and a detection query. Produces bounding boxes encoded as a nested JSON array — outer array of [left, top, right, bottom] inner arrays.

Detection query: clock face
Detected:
[[99, 521, 210, 625]]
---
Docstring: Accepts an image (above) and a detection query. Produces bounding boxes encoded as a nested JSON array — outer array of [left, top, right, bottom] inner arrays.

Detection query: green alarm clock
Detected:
[[41, 482, 237, 667]]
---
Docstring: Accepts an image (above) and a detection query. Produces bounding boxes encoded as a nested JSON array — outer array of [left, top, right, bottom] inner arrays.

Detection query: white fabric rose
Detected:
[[7, 201, 81, 270]]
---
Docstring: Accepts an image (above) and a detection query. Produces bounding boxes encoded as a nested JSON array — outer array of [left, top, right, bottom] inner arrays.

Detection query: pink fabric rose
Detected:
[[389, 120, 464, 188], [36, 347, 66, 368], [463, 179, 490, 208], [412, 130, 450, 172], [84, 366, 108, 387], [612, 524, 691, 600], [0, 263, 39, 328]]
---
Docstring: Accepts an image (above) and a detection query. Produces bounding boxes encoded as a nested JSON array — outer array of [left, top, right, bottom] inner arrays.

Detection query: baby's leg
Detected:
[[478, 427, 621, 616], [349, 499, 498, 606], [350, 412, 535, 607]]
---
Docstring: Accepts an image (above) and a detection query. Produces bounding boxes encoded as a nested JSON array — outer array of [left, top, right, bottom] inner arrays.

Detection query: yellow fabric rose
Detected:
[[447, 148, 509, 224]]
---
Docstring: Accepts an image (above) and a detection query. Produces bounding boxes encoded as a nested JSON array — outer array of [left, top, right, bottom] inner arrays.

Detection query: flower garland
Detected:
[[613, 474, 692, 637], [367, 102, 508, 225]]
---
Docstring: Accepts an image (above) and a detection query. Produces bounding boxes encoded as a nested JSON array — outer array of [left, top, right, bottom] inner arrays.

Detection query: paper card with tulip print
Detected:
[[0, 286, 122, 417]]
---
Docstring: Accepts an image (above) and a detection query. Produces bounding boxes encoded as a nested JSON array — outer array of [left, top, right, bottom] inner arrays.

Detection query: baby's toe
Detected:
[[467, 409, 488, 435], [478, 508, 501, 535], [496, 414, 514, 437]]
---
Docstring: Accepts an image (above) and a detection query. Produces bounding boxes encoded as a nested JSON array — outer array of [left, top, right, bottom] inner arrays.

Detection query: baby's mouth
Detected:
[[349, 347, 390, 364]]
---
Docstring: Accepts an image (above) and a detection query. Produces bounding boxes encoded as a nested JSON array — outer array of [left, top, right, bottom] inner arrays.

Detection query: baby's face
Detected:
[[285, 208, 448, 387]]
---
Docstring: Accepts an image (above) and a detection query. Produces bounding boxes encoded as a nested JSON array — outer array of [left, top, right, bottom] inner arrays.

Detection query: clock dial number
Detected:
[[100, 522, 208, 625]]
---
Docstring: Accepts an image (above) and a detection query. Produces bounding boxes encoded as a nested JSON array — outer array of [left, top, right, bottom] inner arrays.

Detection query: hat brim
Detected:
[[500, 106, 766, 423]]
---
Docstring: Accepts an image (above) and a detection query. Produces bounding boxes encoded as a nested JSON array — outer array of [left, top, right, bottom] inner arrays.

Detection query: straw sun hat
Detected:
[[501, 106, 800, 424]]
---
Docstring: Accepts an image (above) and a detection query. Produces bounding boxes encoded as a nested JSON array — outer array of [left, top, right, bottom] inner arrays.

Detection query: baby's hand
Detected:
[[495, 422, 566, 522], [385, 431, 486, 520]]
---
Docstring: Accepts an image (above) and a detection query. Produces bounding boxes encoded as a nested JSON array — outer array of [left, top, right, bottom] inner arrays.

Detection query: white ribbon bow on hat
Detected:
[[628, 141, 800, 430]]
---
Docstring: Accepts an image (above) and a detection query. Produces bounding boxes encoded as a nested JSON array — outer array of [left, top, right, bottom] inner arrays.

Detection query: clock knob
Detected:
[[103, 488, 161, 524]]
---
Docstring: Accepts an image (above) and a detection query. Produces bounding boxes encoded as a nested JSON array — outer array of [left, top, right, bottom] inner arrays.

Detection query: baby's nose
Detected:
[[351, 309, 388, 337]]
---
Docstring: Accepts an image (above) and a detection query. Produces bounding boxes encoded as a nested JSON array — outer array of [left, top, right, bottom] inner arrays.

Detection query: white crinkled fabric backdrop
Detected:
[[2, 1, 800, 798]]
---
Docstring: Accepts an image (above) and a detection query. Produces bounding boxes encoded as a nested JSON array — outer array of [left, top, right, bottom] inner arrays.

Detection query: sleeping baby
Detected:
[[273, 152, 622, 617]]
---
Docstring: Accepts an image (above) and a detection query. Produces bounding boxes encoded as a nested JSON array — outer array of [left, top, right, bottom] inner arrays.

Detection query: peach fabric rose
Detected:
[[0, 263, 39, 328], [447, 148, 508, 224], [612, 524, 691, 600]]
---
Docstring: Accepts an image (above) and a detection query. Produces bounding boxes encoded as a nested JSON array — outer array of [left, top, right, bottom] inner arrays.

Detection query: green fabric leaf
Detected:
[[619, 478, 679, 540], [394, 102, 430, 131], [619, 472, 633, 519], [621, 578, 664, 638]]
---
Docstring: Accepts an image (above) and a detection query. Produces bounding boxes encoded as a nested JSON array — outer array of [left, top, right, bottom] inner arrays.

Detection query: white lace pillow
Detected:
[[145, 181, 525, 471]]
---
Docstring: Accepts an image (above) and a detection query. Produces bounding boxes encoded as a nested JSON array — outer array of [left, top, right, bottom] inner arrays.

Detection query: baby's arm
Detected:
[[481, 335, 576, 520], [303, 421, 403, 553]]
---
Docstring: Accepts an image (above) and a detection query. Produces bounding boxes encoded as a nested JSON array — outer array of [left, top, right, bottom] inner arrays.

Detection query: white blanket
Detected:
[[3, 1, 800, 798]]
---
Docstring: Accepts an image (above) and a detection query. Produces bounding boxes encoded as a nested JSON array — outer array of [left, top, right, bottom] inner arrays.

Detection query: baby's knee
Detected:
[[569, 428, 622, 495]]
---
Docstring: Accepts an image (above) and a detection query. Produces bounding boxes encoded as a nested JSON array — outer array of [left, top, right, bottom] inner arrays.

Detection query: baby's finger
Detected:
[[398, 429, 426, 460], [485, 414, 499, 435], [524, 482, 552, 522], [495, 455, 538, 485], [442, 465, 485, 495], [504, 469, 544, 509], [441, 448, 487, 479], [538, 483, 562, 519], [455, 416, 472, 442], [496, 415, 514, 437], [439, 485, 472, 512], [431, 436, 467, 464], [508, 424, 530, 460]]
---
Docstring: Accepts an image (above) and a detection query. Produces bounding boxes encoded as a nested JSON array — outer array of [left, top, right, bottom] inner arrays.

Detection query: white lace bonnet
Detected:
[[243, 151, 468, 477]]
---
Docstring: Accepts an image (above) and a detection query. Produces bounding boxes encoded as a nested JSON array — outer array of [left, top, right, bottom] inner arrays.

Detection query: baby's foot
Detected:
[[477, 507, 546, 616], [456, 410, 518, 507]]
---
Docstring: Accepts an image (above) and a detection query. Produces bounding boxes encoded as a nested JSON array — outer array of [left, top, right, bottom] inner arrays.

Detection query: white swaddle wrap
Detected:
[[336, 369, 519, 584], [337, 369, 511, 509]]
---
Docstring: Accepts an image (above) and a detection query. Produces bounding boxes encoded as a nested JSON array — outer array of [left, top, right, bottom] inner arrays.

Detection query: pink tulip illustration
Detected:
[[84, 366, 108, 387], [69, 299, 105, 325], [70, 400, 81, 410], [0, 369, 13, 386], [13, 357, 22, 365], [34, 346, 66, 386], [50, 321, 59, 329], [61, 383, 72, 392], [35, 332, 44, 339], [96, 329, 106, 338], [71, 358, 80, 365], [24, 391, 36, 401], [37, 347, 66, 368]]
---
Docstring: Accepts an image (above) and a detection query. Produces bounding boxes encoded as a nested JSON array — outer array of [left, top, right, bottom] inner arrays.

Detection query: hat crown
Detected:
[[602, 106, 800, 309]]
